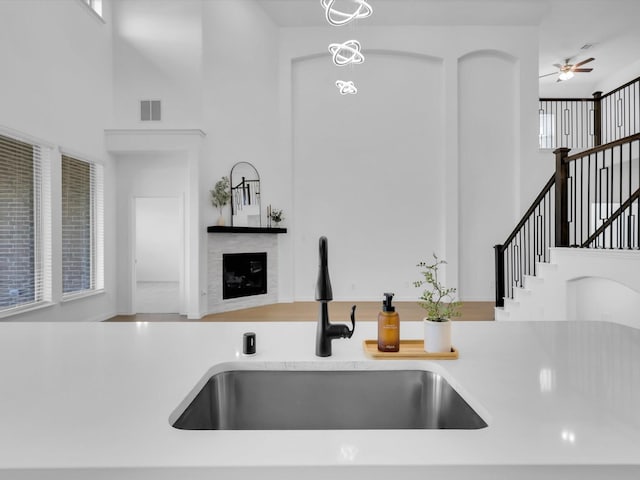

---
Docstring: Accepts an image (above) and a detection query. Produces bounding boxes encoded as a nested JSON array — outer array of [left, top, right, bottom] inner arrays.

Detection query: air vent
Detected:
[[140, 100, 161, 121]]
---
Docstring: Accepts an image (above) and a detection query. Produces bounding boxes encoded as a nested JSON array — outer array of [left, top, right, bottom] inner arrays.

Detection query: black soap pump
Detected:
[[377, 292, 400, 352]]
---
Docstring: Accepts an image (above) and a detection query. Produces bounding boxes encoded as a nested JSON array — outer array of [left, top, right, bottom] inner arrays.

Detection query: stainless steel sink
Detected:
[[171, 367, 487, 430]]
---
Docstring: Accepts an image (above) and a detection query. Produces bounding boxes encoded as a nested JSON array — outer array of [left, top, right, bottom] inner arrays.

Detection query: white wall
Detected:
[[200, 0, 280, 217], [0, 0, 113, 154], [278, 26, 540, 303], [291, 51, 444, 301], [135, 197, 181, 282], [458, 51, 518, 300], [0, 0, 116, 322], [111, 0, 203, 129]]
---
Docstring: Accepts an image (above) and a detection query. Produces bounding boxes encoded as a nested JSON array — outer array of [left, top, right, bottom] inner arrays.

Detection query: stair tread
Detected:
[[504, 298, 520, 307], [513, 288, 532, 300]]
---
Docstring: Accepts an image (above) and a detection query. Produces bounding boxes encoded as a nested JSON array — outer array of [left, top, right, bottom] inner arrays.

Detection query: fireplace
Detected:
[[208, 232, 280, 313], [222, 252, 267, 300]]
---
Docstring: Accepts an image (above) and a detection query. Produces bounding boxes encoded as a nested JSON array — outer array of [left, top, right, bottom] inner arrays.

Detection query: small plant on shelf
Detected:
[[210, 176, 231, 215], [268, 208, 284, 225], [414, 253, 462, 321]]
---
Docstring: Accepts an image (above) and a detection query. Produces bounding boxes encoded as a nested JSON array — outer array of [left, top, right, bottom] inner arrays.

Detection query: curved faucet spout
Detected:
[[315, 236, 333, 301]]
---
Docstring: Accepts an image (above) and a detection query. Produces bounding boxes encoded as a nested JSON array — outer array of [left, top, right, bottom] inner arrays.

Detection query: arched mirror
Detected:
[[230, 162, 261, 227]]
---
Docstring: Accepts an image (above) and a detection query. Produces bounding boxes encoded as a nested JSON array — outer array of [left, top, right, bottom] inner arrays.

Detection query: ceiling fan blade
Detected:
[[574, 57, 595, 68], [573, 68, 593, 73], [539, 72, 558, 78], [552, 63, 563, 69]]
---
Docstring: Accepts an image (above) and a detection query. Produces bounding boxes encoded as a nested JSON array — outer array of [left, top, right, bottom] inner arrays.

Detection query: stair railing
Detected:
[[582, 187, 640, 248], [539, 75, 640, 151], [496, 76, 640, 308], [494, 176, 555, 307], [563, 132, 640, 249], [495, 133, 640, 307]]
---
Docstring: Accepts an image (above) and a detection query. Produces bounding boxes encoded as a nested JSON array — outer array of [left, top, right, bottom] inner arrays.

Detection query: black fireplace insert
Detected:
[[223, 252, 267, 300]]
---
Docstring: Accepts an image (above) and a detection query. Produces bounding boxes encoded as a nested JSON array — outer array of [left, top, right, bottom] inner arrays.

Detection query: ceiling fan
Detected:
[[539, 57, 595, 82]]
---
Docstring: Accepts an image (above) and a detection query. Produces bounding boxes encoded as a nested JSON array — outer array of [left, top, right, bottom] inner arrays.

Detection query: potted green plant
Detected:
[[414, 253, 461, 353], [268, 208, 284, 226], [210, 176, 230, 226]]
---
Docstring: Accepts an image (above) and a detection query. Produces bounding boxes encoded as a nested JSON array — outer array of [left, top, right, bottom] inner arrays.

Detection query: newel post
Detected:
[[554, 147, 571, 247], [592, 91, 603, 146], [494, 244, 505, 307]]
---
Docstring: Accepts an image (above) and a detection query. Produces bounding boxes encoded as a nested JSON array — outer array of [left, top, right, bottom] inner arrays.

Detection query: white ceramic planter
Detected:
[[423, 318, 452, 353]]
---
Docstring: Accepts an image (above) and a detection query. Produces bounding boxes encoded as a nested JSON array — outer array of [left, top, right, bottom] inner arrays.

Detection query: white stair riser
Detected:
[[499, 249, 640, 327]]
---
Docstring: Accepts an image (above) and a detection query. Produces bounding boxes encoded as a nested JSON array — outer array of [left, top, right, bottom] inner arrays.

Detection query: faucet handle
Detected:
[[348, 305, 356, 338]]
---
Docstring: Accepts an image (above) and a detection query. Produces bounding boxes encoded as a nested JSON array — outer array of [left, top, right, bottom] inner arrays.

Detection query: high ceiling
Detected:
[[257, 0, 640, 97]]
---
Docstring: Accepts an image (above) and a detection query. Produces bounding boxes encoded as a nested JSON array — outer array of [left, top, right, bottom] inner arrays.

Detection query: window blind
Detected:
[[0, 132, 52, 312], [61, 155, 104, 295]]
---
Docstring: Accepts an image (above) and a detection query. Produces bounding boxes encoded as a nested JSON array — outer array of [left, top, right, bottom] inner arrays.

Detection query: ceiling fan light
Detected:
[[558, 70, 574, 81]]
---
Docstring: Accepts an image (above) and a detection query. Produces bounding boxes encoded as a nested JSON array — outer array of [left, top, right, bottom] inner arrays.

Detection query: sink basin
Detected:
[[171, 366, 487, 430]]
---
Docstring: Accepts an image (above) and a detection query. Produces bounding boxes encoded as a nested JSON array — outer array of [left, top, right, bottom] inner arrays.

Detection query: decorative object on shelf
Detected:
[[267, 205, 284, 227], [207, 225, 287, 234], [329, 39, 365, 66], [210, 176, 230, 226], [321, 0, 373, 26], [321, 0, 373, 94], [230, 162, 261, 227], [414, 254, 462, 353]]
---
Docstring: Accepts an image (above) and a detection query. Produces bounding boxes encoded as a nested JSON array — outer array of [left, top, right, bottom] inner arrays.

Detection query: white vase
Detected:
[[216, 214, 225, 226], [423, 318, 451, 353]]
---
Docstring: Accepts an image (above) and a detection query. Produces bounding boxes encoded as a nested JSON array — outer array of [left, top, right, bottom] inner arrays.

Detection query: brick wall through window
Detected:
[[61, 155, 92, 294], [0, 135, 36, 308]]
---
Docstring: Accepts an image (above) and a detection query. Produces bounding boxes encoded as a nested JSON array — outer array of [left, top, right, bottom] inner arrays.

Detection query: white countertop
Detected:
[[1, 319, 640, 479]]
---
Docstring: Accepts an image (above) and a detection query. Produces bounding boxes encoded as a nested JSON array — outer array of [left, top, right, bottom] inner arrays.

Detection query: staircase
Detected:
[[495, 248, 640, 327], [494, 76, 640, 321]]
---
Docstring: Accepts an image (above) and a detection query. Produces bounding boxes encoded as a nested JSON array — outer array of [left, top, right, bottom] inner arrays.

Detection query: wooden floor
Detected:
[[106, 301, 494, 322]]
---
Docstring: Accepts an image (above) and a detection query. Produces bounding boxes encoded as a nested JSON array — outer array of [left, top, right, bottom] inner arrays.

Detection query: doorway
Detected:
[[134, 196, 184, 313]]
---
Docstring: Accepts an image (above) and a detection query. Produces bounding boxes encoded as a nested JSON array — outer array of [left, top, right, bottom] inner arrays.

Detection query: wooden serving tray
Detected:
[[363, 339, 458, 360]]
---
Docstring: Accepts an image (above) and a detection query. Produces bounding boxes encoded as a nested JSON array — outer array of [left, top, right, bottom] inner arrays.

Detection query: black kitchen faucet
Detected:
[[315, 236, 356, 357]]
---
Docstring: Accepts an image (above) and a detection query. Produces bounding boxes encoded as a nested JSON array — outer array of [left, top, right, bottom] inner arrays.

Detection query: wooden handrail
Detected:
[[565, 132, 640, 163], [498, 174, 555, 252], [581, 187, 640, 248], [539, 97, 593, 102]]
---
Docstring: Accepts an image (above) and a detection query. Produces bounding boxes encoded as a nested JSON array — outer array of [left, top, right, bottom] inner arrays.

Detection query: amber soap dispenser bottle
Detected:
[[378, 292, 400, 352]]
